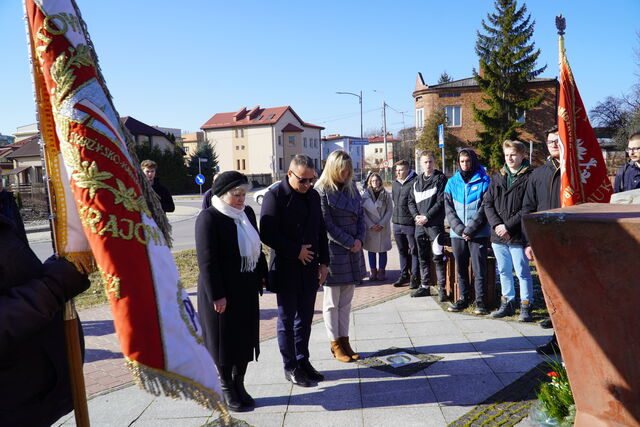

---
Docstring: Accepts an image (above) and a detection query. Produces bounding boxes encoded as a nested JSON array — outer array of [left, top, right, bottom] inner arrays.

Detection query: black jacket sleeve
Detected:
[[318, 215, 330, 266], [614, 165, 625, 193], [259, 191, 301, 259], [407, 182, 419, 219], [444, 192, 465, 236], [195, 210, 225, 301], [426, 175, 446, 221], [483, 180, 502, 229]]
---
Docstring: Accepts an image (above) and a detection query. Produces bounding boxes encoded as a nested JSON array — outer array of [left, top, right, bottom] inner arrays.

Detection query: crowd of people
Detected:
[[2, 129, 639, 420]]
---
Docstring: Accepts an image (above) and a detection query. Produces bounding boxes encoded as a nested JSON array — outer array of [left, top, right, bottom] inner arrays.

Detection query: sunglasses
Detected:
[[290, 170, 315, 184]]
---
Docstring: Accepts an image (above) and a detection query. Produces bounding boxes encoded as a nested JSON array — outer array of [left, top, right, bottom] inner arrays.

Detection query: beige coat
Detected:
[[361, 188, 392, 253]]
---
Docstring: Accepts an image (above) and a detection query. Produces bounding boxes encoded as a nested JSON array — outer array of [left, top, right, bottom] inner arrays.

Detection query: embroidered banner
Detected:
[[557, 34, 613, 206], [24, 0, 225, 415]]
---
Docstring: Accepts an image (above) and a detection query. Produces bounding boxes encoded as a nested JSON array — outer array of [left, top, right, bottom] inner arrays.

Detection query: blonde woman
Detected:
[[315, 150, 366, 363], [361, 172, 392, 281]]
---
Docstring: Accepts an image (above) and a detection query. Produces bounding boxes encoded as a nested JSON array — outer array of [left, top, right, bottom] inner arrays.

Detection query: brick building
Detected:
[[413, 72, 558, 150]]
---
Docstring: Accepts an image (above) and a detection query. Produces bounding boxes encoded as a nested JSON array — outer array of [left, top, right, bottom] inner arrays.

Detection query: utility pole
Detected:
[[382, 100, 388, 181]]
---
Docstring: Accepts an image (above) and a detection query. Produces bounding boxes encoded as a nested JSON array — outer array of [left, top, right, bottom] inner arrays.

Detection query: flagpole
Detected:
[[26, 9, 91, 427]]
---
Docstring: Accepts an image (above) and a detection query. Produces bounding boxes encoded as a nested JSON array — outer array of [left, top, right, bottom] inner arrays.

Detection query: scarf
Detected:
[[211, 195, 261, 272]]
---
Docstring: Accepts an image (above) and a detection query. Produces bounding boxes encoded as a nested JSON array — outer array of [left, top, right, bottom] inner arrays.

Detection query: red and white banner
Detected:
[[25, 0, 224, 414], [557, 36, 613, 206]]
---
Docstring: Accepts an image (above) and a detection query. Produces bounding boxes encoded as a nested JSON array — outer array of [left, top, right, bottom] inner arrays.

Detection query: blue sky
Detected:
[[0, 0, 638, 139]]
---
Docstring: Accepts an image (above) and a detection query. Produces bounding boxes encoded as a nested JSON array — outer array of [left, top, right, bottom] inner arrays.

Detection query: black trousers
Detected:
[[415, 225, 446, 287], [451, 237, 488, 302], [276, 287, 318, 371]]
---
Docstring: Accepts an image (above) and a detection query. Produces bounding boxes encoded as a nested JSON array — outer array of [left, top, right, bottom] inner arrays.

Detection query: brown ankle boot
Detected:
[[369, 268, 378, 281], [377, 268, 386, 281], [339, 337, 359, 360], [330, 340, 352, 363]]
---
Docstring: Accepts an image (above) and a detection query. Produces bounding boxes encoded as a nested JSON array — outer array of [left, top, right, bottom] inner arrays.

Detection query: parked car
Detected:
[[253, 180, 281, 205]]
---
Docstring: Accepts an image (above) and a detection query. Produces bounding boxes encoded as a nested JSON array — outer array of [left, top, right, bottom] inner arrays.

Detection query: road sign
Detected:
[[382, 160, 389, 167], [350, 139, 369, 146], [195, 174, 205, 185], [438, 124, 444, 148]]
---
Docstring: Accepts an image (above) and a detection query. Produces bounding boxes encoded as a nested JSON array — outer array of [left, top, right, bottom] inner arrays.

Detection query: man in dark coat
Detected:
[[407, 151, 447, 300], [0, 213, 89, 426], [391, 159, 419, 288], [0, 170, 26, 242], [141, 159, 175, 213], [614, 132, 640, 193], [260, 154, 329, 387], [522, 126, 561, 355]]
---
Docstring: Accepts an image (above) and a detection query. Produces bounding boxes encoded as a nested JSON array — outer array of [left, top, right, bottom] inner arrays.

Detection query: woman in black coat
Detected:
[[0, 213, 89, 426], [195, 171, 267, 412]]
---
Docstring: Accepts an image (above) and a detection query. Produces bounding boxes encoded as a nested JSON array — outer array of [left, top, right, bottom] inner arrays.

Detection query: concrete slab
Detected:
[[362, 405, 448, 427], [429, 373, 504, 406], [479, 350, 543, 374], [283, 409, 364, 427], [360, 377, 438, 408]]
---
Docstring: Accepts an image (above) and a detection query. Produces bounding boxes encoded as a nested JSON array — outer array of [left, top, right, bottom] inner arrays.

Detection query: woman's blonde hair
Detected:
[[315, 150, 354, 195]]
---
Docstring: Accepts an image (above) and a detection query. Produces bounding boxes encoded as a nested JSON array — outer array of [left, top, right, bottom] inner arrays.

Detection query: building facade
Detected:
[[363, 134, 398, 168], [181, 131, 205, 159], [201, 105, 323, 181], [121, 116, 178, 152], [321, 135, 366, 178], [413, 72, 557, 147]]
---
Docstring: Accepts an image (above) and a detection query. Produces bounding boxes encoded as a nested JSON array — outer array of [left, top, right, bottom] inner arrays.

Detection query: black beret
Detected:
[[210, 171, 248, 197]]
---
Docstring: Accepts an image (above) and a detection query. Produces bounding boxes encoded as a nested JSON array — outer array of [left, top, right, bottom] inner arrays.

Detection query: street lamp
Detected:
[[335, 91, 363, 139]]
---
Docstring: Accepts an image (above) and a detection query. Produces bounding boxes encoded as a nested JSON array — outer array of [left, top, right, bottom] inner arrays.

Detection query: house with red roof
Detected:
[[364, 134, 399, 168], [201, 105, 323, 180]]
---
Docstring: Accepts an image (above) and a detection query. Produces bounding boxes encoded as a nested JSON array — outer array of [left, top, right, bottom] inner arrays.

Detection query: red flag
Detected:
[[557, 35, 613, 206]]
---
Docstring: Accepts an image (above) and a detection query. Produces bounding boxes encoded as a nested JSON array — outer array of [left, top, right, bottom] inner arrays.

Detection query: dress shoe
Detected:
[[299, 359, 324, 382], [232, 374, 255, 407], [392, 275, 410, 287], [411, 287, 429, 297], [285, 367, 312, 387], [536, 335, 561, 356]]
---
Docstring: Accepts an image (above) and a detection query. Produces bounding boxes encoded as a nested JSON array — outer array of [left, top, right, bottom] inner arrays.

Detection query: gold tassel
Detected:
[[63, 251, 96, 274]]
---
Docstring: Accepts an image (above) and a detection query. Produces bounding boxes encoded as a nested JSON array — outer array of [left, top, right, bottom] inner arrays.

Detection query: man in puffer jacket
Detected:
[[484, 140, 534, 322], [0, 213, 90, 426], [408, 150, 448, 300], [444, 148, 491, 314], [391, 159, 419, 288]]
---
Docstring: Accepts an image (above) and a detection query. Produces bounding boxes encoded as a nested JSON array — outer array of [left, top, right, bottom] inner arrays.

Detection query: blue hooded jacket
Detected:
[[444, 148, 490, 239]]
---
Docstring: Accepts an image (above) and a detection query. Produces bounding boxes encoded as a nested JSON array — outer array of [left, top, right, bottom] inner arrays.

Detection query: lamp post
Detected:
[[336, 90, 363, 179]]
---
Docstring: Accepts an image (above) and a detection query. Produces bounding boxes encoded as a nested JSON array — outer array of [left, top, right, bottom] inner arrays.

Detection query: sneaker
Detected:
[[518, 301, 533, 322], [473, 301, 489, 315], [437, 288, 447, 303], [491, 297, 515, 318], [536, 335, 560, 356], [447, 299, 468, 312], [392, 276, 410, 287], [539, 317, 553, 329], [411, 287, 429, 298], [409, 275, 420, 289]]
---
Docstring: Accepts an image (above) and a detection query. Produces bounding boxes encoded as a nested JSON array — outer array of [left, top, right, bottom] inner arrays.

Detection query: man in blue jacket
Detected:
[[614, 132, 640, 193], [444, 148, 491, 314]]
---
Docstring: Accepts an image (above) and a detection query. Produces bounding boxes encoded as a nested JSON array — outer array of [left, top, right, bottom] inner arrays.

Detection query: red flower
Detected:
[[547, 371, 559, 378]]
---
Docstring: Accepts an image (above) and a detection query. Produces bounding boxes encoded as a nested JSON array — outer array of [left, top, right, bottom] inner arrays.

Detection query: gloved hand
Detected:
[[43, 255, 91, 302]]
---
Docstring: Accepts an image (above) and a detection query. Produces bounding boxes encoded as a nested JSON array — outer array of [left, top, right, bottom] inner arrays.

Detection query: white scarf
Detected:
[[211, 195, 261, 272]]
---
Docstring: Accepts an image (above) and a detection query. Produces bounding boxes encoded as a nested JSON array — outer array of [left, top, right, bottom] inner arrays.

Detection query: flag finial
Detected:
[[555, 15, 566, 36]]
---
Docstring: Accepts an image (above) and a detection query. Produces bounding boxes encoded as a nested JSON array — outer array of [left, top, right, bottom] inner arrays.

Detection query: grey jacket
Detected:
[[317, 183, 366, 286]]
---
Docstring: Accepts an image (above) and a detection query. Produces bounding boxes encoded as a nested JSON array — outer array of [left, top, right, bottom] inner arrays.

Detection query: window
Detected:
[[278, 157, 283, 170], [240, 128, 244, 137], [257, 114, 264, 120], [444, 105, 461, 127], [315, 138, 319, 147], [278, 136, 282, 145], [241, 145, 245, 150], [288, 135, 295, 146], [415, 108, 424, 129], [515, 108, 526, 124], [236, 145, 239, 150], [242, 159, 246, 170], [314, 158, 318, 168], [234, 129, 238, 137], [237, 159, 241, 169], [303, 137, 307, 147], [268, 114, 275, 119], [438, 93, 461, 98], [184, 146, 190, 153]]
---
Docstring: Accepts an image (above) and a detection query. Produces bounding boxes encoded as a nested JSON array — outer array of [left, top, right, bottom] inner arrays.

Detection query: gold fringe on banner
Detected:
[[125, 358, 231, 423], [63, 251, 96, 274]]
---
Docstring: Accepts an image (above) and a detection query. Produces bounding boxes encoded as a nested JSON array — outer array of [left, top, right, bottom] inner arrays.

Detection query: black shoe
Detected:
[[232, 374, 255, 407], [491, 297, 516, 318], [411, 287, 429, 298], [285, 367, 312, 387], [220, 380, 246, 412], [409, 276, 420, 289], [447, 299, 468, 312], [437, 287, 447, 303], [299, 359, 324, 382], [473, 301, 489, 315], [392, 276, 410, 287], [536, 335, 560, 356], [539, 317, 553, 329]]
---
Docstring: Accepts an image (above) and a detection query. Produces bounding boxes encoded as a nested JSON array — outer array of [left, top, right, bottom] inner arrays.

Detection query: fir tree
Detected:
[[473, 0, 547, 169], [438, 71, 453, 84], [416, 110, 462, 172], [187, 140, 219, 191]]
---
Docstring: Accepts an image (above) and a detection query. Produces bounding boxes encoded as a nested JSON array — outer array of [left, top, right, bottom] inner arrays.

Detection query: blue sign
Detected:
[[195, 174, 205, 185], [438, 124, 444, 148], [350, 139, 369, 146]]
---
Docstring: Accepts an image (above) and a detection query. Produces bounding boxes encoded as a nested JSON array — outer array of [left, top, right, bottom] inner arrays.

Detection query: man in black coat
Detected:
[[0, 213, 89, 426], [522, 125, 561, 355], [407, 151, 447, 300], [614, 132, 640, 193], [391, 159, 419, 288], [0, 169, 26, 242], [260, 155, 329, 387], [141, 159, 175, 213]]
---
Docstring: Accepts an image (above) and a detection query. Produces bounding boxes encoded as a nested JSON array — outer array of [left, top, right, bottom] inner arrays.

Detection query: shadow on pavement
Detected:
[[82, 320, 115, 336], [85, 348, 123, 363]]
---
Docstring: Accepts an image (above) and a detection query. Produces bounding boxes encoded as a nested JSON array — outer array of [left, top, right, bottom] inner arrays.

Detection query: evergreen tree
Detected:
[[134, 142, 190, 193], [416, 110, 462, 172], [438, 71, 453, 84], [473, 0, 546, 169], [187, 140, 219, 192]]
